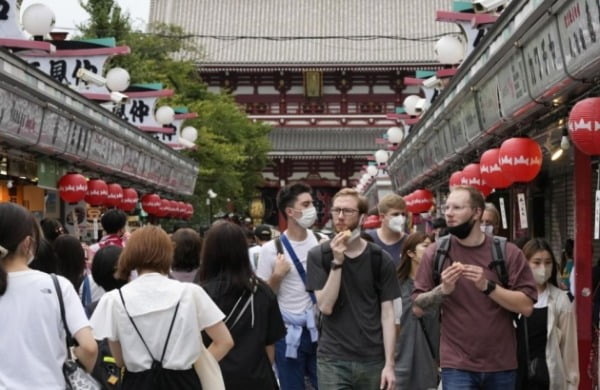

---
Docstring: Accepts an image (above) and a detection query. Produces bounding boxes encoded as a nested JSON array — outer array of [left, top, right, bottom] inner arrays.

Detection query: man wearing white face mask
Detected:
[[481, 202, 501, 236], [257, 183, 320, 390], [307, 188, 400, 390], [366, 194, 408, 267]]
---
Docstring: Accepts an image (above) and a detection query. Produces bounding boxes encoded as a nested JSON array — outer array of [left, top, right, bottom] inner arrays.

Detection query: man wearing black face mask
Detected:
[[412, 185, 537, 390]]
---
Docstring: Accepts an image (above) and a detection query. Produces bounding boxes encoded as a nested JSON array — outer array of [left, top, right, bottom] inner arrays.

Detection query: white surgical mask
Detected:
[[480, 224, 494, 235], [295, 206, 317, 229], [388, 215, 406, 233], [531, 266, 550, 285]]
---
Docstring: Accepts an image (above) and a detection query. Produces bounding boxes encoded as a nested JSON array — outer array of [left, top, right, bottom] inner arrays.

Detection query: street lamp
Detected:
[[207, 188, 217, 223]]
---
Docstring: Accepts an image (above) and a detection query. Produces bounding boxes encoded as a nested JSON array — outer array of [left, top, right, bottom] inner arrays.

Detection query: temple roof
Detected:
[[267, 127, 385, 158], [149, 0, 459, 66]]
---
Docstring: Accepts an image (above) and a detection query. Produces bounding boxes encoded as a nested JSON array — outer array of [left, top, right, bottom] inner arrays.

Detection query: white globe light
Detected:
[[366, 165, 378, 177], [22, 4, 56, 37], [181, 126, 198, 142], [403, 95, 421, 116], [155, 106, 175, 125], [105, 67, 130, 92], [435, 35, 466, 65], [387, 126, 404, 144], [374, 149, 389, 165]]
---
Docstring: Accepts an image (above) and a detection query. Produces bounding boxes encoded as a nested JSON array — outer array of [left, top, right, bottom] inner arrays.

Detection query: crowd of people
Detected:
[[0, 183, 583, 390]]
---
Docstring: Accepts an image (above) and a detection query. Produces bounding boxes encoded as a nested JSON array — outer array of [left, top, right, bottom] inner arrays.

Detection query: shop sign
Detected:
[[476, 75, 502, 131], [0, 89, 43, 146], [447, 107, 467, 153], [109, 141, 125, 171], [461, 95, 481, 142], [37, 109, 71, 154], [26, 55, 110, 94], [522, 19, 565, 99], [497, 49, 530, 116], [37, 158, 67, 190], [558, 0, 600, 77], [64, 121, 91, 161], [88, 131, 112, 167]]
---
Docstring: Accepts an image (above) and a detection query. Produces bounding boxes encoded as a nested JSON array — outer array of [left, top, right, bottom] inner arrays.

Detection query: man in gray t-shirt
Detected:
[[306, 188, 400, 390]]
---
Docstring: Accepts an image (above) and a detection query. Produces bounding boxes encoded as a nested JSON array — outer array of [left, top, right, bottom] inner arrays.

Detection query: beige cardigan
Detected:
[[542, 284, 579, 390]]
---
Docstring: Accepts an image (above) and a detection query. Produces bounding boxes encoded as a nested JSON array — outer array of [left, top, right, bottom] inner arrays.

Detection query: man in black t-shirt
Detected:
[[306, 188, 400, 390]]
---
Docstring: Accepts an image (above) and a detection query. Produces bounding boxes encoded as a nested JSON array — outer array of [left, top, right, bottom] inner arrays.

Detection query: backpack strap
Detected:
[[488, 236, 509, 287], [118, 289, 181, 367], [433, 235, 451, 286], [321, 241, 382, 300]]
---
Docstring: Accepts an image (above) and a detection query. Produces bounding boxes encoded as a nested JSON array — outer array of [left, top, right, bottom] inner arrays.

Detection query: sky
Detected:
[[20, 0, 150, 34]]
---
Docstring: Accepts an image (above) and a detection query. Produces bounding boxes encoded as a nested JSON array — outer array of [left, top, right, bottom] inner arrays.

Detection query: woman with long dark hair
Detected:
[[54, 234, 87, 291], [394, 231, 438, 390], [196, 221, 285, 390], [171, 228, 202, 283], [0, 203, 97, 388], [517, 238, 578, 390]]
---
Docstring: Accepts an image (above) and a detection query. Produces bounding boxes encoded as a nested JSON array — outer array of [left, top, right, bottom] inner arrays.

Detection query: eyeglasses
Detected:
[[440, 204, 473, 213], [331, 208, 359, 216]]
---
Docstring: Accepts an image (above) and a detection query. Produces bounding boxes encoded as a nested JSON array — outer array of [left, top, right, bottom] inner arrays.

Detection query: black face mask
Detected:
[[447, 219, 475, 239]]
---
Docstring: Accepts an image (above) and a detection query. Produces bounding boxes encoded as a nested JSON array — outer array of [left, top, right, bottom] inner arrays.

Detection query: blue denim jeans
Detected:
[[441, 368, 516, 390], [275, 327, 318, 390], [317, 357, 384, 390]]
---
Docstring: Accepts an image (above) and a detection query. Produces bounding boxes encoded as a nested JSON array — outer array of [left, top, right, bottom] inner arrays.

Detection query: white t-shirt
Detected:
[[90, 273, 224, 372], [256, 231, 319, 314], [0, 270, 89, 390]]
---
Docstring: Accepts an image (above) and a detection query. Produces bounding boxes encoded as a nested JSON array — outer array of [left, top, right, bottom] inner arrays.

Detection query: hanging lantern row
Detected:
[[57, 174, 193, 219], [447, 137, 543, 195]]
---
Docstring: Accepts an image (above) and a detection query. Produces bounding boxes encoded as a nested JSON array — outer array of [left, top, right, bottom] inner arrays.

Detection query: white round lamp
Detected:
[[387, 126, 404, 145], [435, 35, 466, 65], [181, 126, 198, 143], [366, 165, 378, 177], [374, 149, 389, 166], [403, 95, 421, 116], [155, 106, 175, 125], [22, 4, 56, 37], [106, 67, 130, 92]]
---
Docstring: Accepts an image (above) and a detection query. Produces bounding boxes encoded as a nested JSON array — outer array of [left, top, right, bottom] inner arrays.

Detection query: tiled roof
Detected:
[[149, 0, 459, 65], [267, 127, 384, 157]]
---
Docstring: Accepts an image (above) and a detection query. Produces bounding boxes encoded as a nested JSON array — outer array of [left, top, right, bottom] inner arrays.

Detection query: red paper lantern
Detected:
[[84, 179, 108, 206], [141, 194, 161, 215], [119, 188, 138, 212], [448, 171, 463, 189], [176, 202, 187, 219], [168, 200, 179, 218], [568, 97, 600, 155], [498, 138, 542, 182], [479, 149, 513, 189], [403, 192, 415, 214], [58, 173, 87, 204], [154, 199, 170, 218], [184, 203, 194, 220], [362, 215, 381, 229], [105, 184, 123, 207], [412, 189, 434, 214], [461, 163, 492, 197]]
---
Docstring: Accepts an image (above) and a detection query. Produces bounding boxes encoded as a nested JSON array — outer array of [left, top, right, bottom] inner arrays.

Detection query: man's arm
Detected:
[[379, 300, 396, 390], [314, 266, 342, 315], [257, 244, 290, 294], [413, 285, 445, 312], [265, 253, 291, 293]]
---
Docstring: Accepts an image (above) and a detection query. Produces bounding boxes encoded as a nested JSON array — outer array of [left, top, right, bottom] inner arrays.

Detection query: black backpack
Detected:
[[432, 234, 509, 287]]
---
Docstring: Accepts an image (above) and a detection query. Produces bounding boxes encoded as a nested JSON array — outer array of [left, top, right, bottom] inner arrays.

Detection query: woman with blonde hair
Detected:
[[90, 225, 233, 389]]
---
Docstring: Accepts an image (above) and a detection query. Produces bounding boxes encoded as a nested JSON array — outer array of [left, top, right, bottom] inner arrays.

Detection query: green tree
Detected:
[[78, 3, 272, 223]]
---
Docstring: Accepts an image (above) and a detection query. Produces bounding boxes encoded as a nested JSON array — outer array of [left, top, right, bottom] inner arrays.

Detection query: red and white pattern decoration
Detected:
[[479, 148, 513, 189], [498, 138, 542, 183], [58, 173, 87, 204], [568, 97, 600, 155]]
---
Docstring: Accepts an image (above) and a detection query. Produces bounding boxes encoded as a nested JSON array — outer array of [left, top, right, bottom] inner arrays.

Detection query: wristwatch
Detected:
[[483, 280, 496, 295], [331, 260, 343, 270]]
